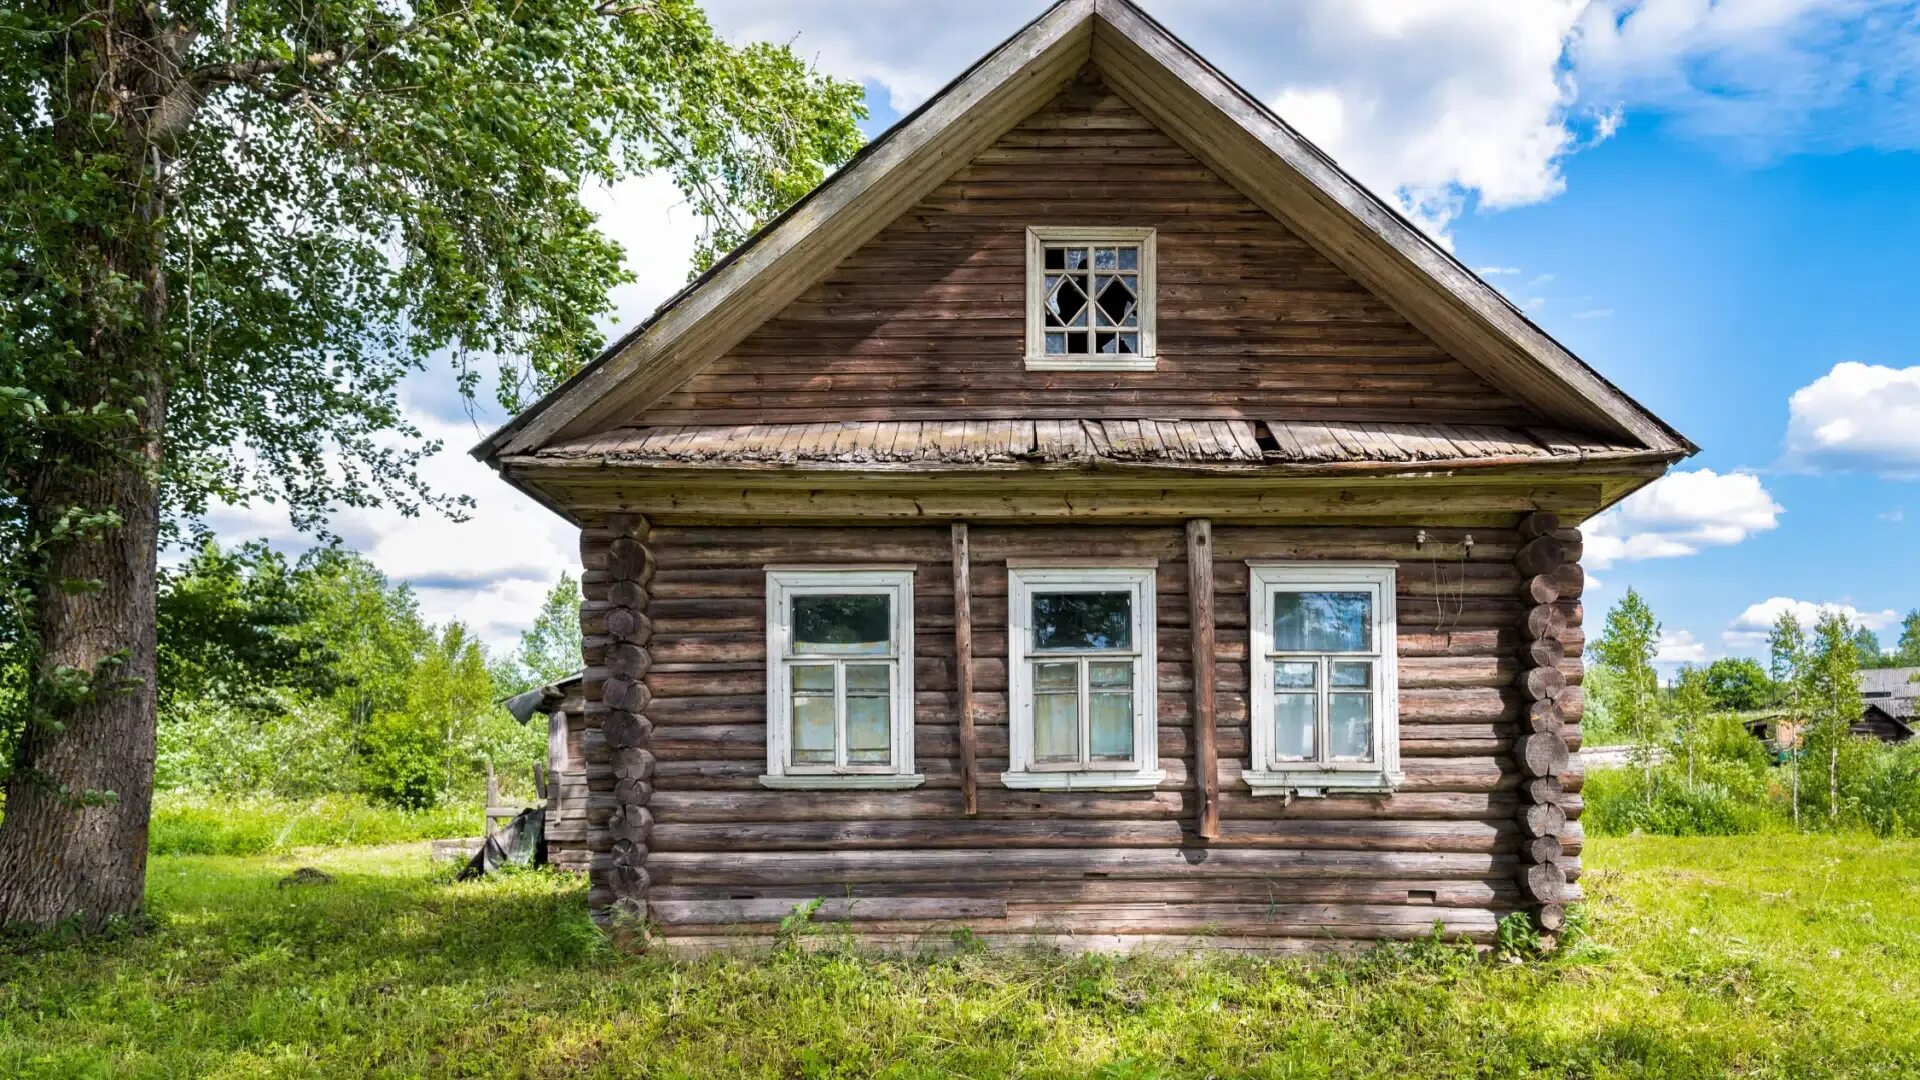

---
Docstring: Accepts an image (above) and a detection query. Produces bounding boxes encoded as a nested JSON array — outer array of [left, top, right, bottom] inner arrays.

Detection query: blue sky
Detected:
[[209, 1, 1920, 665]]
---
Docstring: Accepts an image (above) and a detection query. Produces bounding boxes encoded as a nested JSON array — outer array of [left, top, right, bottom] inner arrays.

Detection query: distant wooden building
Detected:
[[476, 0, 1692, 951], [1856, 668, 1917, 743], [503, 673, 593, 871]]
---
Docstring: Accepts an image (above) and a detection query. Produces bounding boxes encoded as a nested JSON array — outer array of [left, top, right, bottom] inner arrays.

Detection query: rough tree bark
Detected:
[[0, 7, 172, 931]]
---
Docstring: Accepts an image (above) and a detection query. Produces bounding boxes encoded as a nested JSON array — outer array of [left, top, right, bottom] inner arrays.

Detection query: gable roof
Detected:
[[475, 0, 1693, 465]]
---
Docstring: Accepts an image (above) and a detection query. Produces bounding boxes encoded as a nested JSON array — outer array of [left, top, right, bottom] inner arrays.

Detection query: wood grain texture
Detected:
[[626, 76, 1543, 429], [582, 521, 1585, 948]]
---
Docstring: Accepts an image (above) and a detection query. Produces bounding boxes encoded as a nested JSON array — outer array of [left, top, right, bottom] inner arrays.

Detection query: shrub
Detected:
[[1584, 760, 1784, 837], [150, 792, 477, 856]]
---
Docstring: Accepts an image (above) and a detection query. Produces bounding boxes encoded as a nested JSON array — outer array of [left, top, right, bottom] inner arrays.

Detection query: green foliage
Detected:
[[1898, 610, 1920, 666], [492, 575, 584, 697], [1589, 588, 1663, 771], [1852, 626, 1889, 667], [1701, 656, 1775, 711], [156, 544, 540, 809], [5, 836, 1920, 1076], [1584, 759, 1783, 836], [148, 792, 475, 856]]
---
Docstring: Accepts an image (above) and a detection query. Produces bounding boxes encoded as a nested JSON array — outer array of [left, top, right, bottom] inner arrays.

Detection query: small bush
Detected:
[[1584, 761, 1785, 837], [150, 792, 477, 856]]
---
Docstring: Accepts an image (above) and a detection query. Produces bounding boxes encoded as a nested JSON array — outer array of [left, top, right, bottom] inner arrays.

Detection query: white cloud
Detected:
[[1726, 597, 1903, 647], [1655, 628, 1709, 666], [203, 410, 578, 653], [1783, 362, 1920, 477], [1882, 508, 1907, 522], [1586, 468, 1783, 569], [1573, 0, 1920, 158]]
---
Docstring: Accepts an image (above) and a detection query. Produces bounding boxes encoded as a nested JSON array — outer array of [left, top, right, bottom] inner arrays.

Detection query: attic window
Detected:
[[1025, 227, 1156, 370]]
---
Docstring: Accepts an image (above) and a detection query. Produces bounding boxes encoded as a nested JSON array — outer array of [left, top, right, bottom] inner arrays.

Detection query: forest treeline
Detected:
[[2, 542, 581, 815], [1584, 589, 1920, 837]]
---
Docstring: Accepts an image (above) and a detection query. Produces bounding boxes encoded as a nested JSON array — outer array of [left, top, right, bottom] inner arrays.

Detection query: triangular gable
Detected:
[[632, 74, 1543, 429], [477, 0, 1691, 462]]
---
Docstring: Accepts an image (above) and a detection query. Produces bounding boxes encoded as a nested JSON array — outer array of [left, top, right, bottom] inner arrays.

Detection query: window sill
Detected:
[[1023, 355, 1157, 372], [1243, 769, 1403, 798], [1001, 769, 1166, 792], [758, 773, 925, 791]]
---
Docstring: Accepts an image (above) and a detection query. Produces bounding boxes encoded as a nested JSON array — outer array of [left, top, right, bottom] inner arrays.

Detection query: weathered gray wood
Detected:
[[952, 522, 979, 816], [1187, 518, 1220, 839]]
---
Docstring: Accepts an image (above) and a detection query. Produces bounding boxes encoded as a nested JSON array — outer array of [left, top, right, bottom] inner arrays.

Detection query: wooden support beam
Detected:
[[1187, 518, 1220, 839], [952, 522, 979, 817]]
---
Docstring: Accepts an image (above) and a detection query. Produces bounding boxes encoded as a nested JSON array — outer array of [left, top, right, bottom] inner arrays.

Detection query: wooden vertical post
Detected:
[[1186, 518, 1220, 839], [951, 522, 979, 816]]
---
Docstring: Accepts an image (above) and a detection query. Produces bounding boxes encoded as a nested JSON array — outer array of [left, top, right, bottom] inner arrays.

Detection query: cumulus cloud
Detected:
[[1655, 628, 1709, 666], [1723, 596, 1903, 650], [1783, 362, 1920, 477], [1573, 0, 1920, 158], [1586, 468, 1783, 569], [202, 410, 578, 652]]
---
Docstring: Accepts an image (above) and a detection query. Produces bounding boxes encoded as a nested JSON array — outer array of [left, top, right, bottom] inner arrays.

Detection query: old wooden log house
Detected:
[[476, 0, 1694, 952]]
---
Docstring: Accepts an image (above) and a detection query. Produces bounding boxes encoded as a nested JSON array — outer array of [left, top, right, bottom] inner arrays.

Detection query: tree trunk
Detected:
[[1829, 742, 1839, 821], [0, 445, 164, 931], [0, 5, 173, 927]]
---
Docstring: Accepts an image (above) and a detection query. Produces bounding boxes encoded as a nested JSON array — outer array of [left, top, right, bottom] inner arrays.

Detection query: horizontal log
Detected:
[[650, 897, 1007, 926], [646, 847, 1511, 885], [649, 818, 1517, 854], [647, 788, 1518, 823], [657, 903, 1502, 939]]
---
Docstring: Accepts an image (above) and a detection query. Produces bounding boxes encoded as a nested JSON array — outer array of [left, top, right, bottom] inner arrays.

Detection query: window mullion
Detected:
[[1078, 655, 1092, 770], [1316, 653, 1330, 768], [833, 660, 848, 772]]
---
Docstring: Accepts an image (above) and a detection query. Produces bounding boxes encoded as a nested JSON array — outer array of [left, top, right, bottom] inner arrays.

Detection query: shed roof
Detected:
[[476, 0, 1693, 470]]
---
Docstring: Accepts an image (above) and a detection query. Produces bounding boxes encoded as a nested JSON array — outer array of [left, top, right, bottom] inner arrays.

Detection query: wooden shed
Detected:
[[475, 0, 1693, 952]]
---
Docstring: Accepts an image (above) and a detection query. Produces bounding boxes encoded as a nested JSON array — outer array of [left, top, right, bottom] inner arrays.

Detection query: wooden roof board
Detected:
[[534, 419, 1647, 471], [477, 0, 1691, 472]]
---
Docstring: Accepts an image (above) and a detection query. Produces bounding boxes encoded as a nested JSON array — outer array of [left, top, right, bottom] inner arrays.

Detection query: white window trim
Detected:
[[1246, 562, 1401, 797], [761, 568, 922, 790], [1024, 226, 1157, 371], [1004, 566, 1163, 791]]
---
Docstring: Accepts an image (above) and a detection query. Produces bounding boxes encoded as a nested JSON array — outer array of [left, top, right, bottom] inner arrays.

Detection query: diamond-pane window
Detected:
[[1027, 229, 1155, 367]]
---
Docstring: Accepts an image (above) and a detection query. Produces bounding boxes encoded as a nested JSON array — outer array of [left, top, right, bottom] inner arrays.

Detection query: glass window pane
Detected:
[[1032, 591, 1132, 651], [1274, 693, 1315, 761], [1330, 693, 1373, 761], [1090, 691, 1133, 761], [1088, 660, 1132, 689], [793, 594, 891, 654], [1063, 247, 1088, 270], [846, 666, 891, 766], [1094, 246, 1119, 270], [1033, 660, 1080, 764], [1331, 661, 1371, 689], [1045, 332, 1066, 355], [791, 665, 835, 692], [1273, 591, 1372, 652], [790, 667, 836, 765], [1273, 661, 1316, 690], [1118, 246, 1139, 270]]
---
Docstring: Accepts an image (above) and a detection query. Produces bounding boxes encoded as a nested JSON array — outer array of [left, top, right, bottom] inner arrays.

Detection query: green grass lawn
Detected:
[[4, 835, 1918, 1078]]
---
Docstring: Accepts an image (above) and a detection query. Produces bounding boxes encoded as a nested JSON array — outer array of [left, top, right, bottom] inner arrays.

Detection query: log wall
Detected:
[[574, 521, 1587, 952], [629, 74, 1540, 429]]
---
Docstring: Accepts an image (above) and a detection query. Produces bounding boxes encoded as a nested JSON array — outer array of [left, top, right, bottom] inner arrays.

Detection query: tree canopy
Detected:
[[0, 0, 866, 929]]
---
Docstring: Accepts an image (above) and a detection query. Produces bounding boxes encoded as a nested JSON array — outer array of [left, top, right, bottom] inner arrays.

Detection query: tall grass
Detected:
[[149, 792, 478, 856]]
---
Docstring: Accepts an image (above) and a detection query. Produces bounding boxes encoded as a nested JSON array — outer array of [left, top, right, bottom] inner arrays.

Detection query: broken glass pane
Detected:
[[1047, 277, 1087, 329], [1094, 276, 1137, 327], [1096, 332, 1137, 354], [1044, 247, 1066, 270]]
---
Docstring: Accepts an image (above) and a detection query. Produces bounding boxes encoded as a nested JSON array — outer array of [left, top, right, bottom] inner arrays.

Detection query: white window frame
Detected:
[[761, 567, 922, 790], [1004, 564, 1163, 791], [1024, 226, 1157, 371], [1246, 563, 1401, 797]]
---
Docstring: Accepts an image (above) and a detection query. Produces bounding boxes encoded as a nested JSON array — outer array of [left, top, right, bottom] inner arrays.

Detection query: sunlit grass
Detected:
[[2, 835, 1916, 1077]]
